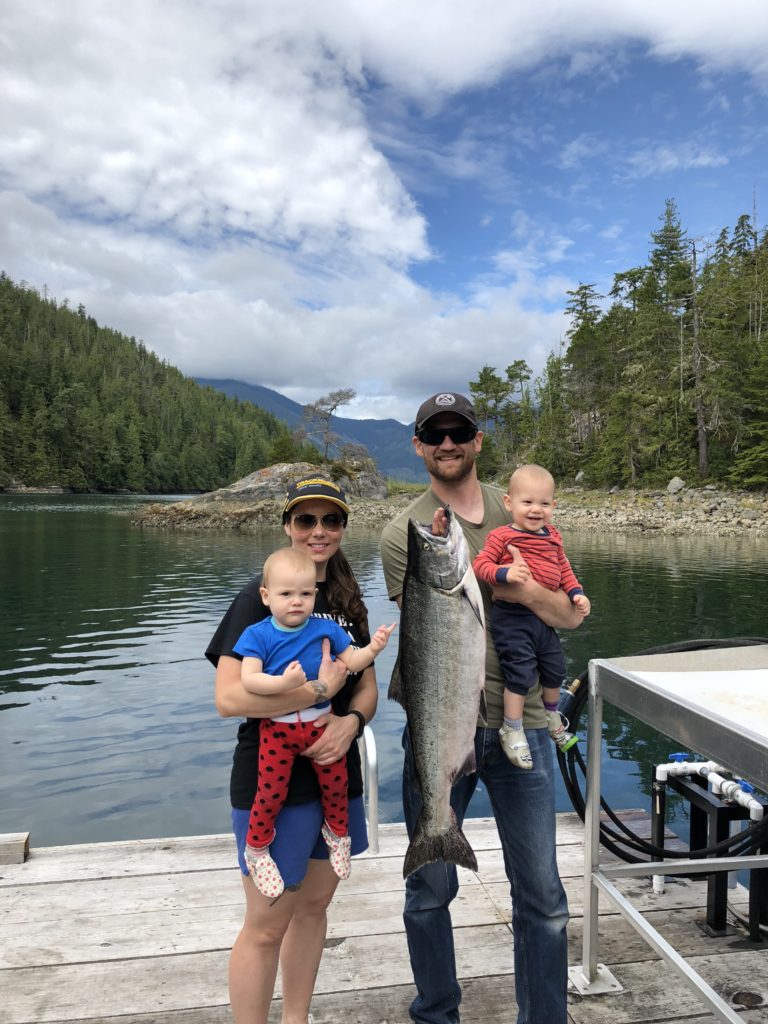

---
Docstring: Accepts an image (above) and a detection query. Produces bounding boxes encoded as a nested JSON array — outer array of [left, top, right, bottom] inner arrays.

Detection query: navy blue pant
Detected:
[[491, 601, 567, 697], [402, 726, 569, 1023]]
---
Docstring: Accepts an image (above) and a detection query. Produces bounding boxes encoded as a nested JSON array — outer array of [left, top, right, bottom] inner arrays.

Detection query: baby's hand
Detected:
[[573, 594, 591, 617], [282, 661, 307, 688], [370, 623, 397, 655], [502, 560, 532, 584]]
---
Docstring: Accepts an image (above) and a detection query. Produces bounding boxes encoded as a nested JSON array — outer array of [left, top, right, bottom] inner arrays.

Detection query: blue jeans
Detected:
[[402, 726, 569, 1024]]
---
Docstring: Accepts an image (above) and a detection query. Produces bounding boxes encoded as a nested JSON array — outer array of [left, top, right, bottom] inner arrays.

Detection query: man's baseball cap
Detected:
[[282, 476, 350, 521], [415, 392, 478, 432]]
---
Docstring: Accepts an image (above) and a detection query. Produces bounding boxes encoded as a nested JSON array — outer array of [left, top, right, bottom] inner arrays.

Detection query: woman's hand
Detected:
[[303, 712, 358, 765], [315, 638, 348, 697], [303, 666, 378, 766]]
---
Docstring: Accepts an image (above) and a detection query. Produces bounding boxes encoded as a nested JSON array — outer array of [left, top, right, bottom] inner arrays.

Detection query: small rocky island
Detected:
[[131, 464, 768, 538]]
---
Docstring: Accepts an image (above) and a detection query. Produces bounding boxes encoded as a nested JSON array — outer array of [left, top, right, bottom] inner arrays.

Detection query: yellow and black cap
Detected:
[[282, 476, 350, 523]]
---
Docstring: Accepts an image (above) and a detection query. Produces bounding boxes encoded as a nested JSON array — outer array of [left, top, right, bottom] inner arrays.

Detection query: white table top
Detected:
[[590, 644, 768, 790]]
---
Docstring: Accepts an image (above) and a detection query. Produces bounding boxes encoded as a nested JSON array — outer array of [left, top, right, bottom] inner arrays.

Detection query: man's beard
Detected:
[[424, 447, 476, 484]]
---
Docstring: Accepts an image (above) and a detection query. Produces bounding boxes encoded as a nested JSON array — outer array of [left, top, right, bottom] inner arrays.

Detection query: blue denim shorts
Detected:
[[232, 795, 368, 887]]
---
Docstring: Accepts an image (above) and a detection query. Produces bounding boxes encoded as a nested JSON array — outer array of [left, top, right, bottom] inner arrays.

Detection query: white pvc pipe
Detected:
[[655, 759, 723, 783], [699, 768, 764, 821], [652, 760, 724, 895]]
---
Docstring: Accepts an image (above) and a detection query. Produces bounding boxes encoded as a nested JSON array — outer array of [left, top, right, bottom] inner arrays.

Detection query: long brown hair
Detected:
[[325, 548, 370, 643]]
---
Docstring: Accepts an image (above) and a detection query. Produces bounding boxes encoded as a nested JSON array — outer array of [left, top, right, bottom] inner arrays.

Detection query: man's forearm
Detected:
[[493, 579, 582, 629]]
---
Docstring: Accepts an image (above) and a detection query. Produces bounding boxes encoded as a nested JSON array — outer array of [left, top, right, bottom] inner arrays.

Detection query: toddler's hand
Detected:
[[573, 594, 591, 617], [370, 623, 397, 655], [503, 560, 532, 584], [282, 660, 307, 688]]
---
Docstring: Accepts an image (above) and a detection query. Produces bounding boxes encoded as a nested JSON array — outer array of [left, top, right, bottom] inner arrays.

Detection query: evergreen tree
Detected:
[[467, 196, 768, 489], [0, 274, 294, 492]]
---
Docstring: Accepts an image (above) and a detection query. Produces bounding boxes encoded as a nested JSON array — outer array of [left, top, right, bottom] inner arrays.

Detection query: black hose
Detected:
[[557, 637, 768, 866]]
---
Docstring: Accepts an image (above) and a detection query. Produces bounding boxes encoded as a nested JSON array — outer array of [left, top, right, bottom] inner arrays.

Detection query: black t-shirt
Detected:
[[205, 576, 365, 810]]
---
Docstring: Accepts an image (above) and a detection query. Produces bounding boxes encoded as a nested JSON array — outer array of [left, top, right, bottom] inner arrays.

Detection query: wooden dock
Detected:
[[2, 813, 767, 1024]]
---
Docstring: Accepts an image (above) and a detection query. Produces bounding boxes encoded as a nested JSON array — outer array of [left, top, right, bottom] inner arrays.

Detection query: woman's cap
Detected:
[[283, 475, 350, 516], [415, 392, 478, 432]]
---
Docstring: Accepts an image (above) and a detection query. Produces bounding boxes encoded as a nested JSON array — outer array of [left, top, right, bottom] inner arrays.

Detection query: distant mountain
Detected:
[[195, 378, 427, 482]]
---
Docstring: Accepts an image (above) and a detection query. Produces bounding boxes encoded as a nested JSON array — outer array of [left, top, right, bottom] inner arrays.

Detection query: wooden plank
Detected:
[[1, 813, 654, 887], [0, 882, 502, 969], [4, 811, 764, 1024], [0, 833, 30, 864], [0, 839, 598, 929], [11, 863, 744, 972], [566, 909, 758, 965], [4, 848, 722, 934], [1, 924, 517, 1022], [0, 834, 239, 887], [4, 935, 767, 1024], [3, 877, 750, 972], [16, 980, 768, 1024], [567, 950, 768, 1024], [485, 875, 749, 920]]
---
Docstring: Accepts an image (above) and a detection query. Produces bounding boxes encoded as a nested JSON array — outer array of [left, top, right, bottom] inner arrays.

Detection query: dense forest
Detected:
[[470, 200, 768, 489], [0, 273, 318, 492], [2, 199, 767, 493]]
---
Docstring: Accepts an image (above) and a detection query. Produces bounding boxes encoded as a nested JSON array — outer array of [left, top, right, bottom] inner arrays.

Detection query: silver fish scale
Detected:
[[396, 510, 486, 875]]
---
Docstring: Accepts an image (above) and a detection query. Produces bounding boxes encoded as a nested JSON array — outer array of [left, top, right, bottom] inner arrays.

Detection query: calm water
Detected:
[[1, 494, 767, 848]]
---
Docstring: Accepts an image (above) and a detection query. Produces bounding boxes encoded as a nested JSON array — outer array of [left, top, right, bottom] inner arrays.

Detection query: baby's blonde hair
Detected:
[[262, 547, 316, 587], [508, 463, 556, 496]]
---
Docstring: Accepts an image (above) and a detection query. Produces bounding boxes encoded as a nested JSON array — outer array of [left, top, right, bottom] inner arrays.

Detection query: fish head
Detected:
[[406, 505, 470, 591]]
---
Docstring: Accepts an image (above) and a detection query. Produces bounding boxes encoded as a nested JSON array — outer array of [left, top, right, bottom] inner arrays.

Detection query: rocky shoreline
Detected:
[[131, 485, 768, 538]]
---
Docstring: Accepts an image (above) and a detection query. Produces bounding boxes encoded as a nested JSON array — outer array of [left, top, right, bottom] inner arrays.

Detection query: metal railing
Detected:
[[359, 725, 379, 854]]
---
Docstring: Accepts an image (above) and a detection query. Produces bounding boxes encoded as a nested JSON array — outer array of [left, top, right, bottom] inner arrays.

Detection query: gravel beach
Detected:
[[132, 485, 768, 538]]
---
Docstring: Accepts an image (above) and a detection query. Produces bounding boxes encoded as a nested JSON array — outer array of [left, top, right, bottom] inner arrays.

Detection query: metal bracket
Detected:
[[568, 963, 623, 995]]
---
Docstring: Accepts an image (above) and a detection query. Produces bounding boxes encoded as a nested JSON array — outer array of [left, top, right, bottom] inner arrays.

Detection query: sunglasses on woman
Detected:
[[291, 512, 346, 530], [416, 424, 478, 446]]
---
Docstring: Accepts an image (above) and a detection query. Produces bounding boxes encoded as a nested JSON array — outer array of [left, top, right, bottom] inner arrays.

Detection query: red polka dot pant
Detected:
[[248, 716, 348, 849]]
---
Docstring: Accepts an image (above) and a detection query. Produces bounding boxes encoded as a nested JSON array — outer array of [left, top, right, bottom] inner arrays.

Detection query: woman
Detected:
[[206, 475, 378, 1024]]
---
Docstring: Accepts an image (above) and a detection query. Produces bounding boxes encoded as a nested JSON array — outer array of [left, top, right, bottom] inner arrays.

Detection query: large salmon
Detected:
[[389, 506, 486, 878]]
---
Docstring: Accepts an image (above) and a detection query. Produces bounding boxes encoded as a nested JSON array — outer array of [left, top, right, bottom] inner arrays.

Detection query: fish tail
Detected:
[[403, 821, 478, 878]]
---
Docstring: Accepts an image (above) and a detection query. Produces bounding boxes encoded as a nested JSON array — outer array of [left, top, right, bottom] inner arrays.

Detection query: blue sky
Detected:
[[1, 1, 767, 423]]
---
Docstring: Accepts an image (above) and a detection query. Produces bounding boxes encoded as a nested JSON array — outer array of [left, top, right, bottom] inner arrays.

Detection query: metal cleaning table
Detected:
[[570, 644, 768, 1022]]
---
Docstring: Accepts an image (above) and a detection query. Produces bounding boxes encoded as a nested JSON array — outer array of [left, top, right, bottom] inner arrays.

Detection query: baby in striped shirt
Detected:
[[473, 464, 591, 769]]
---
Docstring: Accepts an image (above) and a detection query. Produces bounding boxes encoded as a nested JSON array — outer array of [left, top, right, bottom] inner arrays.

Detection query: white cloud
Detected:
[[621, 141, 729, 179], [320, 0, 768, 96], [599, 223, 624, 240], [492, 212, 575, 275], [558, 134, 608, 170], [0, 190, 570, 424], [1, 2, 428, 263], [1, 0, 766, 423]]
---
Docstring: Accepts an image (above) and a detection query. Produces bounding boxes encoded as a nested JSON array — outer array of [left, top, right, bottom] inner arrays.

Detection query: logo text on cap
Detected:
[[435, 394, 456, 406]]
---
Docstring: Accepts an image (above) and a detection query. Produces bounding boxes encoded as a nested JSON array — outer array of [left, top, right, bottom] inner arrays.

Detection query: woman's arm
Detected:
[[214, 639, 347, 719], [303, 666, 379, 766]]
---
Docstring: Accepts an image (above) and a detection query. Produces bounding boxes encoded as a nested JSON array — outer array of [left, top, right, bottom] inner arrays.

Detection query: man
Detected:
[[380, 391, 584, 1024]]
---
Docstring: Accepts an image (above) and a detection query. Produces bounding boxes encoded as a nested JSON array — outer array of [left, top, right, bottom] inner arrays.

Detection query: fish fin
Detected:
[[387, 651, 405, 706], [461, 570, 485, 629], [403, 819, 478, 878], [477, 689, 489, 727], [452, 749, 477, 781]]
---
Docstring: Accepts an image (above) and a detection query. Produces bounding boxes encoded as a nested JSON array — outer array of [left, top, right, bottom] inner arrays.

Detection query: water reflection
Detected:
[[1, 494, 766, 847]]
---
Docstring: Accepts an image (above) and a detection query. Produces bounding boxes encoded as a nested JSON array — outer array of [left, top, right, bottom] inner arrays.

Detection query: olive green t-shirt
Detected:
[[379, 482, 547, 730]]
